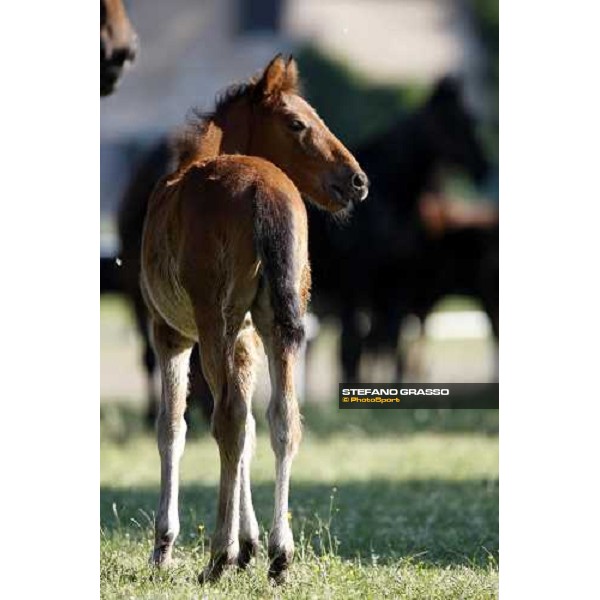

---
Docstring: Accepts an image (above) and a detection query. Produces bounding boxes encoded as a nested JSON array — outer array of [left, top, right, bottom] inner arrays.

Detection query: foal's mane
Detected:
[[172, 79, 259, 176]]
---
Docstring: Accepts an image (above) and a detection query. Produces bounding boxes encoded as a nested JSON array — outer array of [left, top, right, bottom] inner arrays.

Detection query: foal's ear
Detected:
[[284, 55, 300, 91], [256, 54, 287, 98], [256, 54, 299, 100]]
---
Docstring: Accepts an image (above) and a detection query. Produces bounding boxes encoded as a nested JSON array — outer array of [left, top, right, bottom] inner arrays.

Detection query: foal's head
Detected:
[[250, 55, 369, 212], [100, 0, 138, 97]]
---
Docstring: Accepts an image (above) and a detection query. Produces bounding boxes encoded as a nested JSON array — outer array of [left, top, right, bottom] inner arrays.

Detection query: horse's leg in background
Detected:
[[151, 320, 193, 567], [477, 241, 499, 380], [188, 344, 215, 422], [402, 312, 430, 381], [300, 313, 320, 399], [394, 311, 409, 382], [480, 288, 499, 340], [368, 291, 404, 380], [197, 309, 250, 581], [340, 297, 363, 383], [477, 285, 499, 381], [295, 313, 320, 402]]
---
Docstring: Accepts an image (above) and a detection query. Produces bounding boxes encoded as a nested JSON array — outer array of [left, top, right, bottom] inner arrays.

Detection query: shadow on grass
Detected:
[[101, 402, 498, 444], [101, 478, 498, 568]]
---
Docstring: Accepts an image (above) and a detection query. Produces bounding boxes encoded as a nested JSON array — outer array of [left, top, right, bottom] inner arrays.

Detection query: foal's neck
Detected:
[[174, 99, 253, 179]]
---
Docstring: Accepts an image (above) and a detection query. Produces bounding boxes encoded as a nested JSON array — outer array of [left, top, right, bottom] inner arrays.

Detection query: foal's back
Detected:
[[142, 154, 305, 340]]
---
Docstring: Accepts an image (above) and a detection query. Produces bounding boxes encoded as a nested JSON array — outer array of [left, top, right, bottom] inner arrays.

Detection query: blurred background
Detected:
[[101, 0, 499, 410]]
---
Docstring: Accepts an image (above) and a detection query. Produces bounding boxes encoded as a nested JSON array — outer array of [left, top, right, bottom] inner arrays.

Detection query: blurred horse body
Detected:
[[116, 140, 215, 425], [101, 0, 138, 96], [307, 77, 497, 381], [116, 140, 181, 423], [141, 56, 368, 582]]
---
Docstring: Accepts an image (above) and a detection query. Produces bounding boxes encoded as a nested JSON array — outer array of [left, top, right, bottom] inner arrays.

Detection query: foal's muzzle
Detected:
[[327, 168, 370, 207]]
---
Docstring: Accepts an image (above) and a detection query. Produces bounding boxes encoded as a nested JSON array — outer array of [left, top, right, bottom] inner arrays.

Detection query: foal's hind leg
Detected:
[[265, 338, 302, 582], [235, 321, 261, 568], [196, 312, 256, 581], [151, 320, 193, 567], [253, 306, 303, 583]]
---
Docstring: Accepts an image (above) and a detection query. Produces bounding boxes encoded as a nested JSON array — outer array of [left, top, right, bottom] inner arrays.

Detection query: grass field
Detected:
[[101, 406, 498, 599]]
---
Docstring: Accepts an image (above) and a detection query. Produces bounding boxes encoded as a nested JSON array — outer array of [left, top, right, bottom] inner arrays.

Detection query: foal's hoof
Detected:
[[237, 539, 259, 569], [267, 548, 293, 584], [150, 544, 174, 568], [198, 552, 236, 584]]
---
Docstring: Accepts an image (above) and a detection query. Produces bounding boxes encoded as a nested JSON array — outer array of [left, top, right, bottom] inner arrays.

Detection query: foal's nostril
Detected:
[[351, 172, 368, 190]]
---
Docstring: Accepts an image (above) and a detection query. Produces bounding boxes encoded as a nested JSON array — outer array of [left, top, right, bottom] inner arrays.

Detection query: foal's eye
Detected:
[[289, 119, 306, 133]]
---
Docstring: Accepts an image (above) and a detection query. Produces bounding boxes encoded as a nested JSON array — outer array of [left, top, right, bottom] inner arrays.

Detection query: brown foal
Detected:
[[141, 55, 368, 583]]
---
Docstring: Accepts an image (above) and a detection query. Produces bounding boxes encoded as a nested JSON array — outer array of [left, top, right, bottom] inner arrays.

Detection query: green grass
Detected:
[[101, 406, 498, 598]]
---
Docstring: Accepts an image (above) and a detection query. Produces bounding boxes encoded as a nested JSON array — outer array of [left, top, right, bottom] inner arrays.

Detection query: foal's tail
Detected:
[[252, 186, 305, 352]]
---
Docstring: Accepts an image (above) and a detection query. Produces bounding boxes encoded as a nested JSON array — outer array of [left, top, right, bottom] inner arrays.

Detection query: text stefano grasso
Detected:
[[341, 388, 450, 396]]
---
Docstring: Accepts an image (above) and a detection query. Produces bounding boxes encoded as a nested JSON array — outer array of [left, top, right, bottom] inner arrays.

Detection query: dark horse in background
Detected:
[[101, 0, 138, 96], [307, 76, 498, 381], [116, 141, 214, 424], [101, 76, 498, 420], [99, 140, 213, 424]]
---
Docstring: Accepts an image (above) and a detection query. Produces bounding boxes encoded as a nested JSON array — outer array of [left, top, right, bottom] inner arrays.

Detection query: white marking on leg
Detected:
[[265, 351, 301, 579], [239, 414, 259, 545], [271, 454, 293, 550], [153, 343, 192, 566]]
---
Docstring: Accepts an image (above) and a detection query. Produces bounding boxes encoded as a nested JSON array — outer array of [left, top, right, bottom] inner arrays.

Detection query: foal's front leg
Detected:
[[150, 321, 193, 567]]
